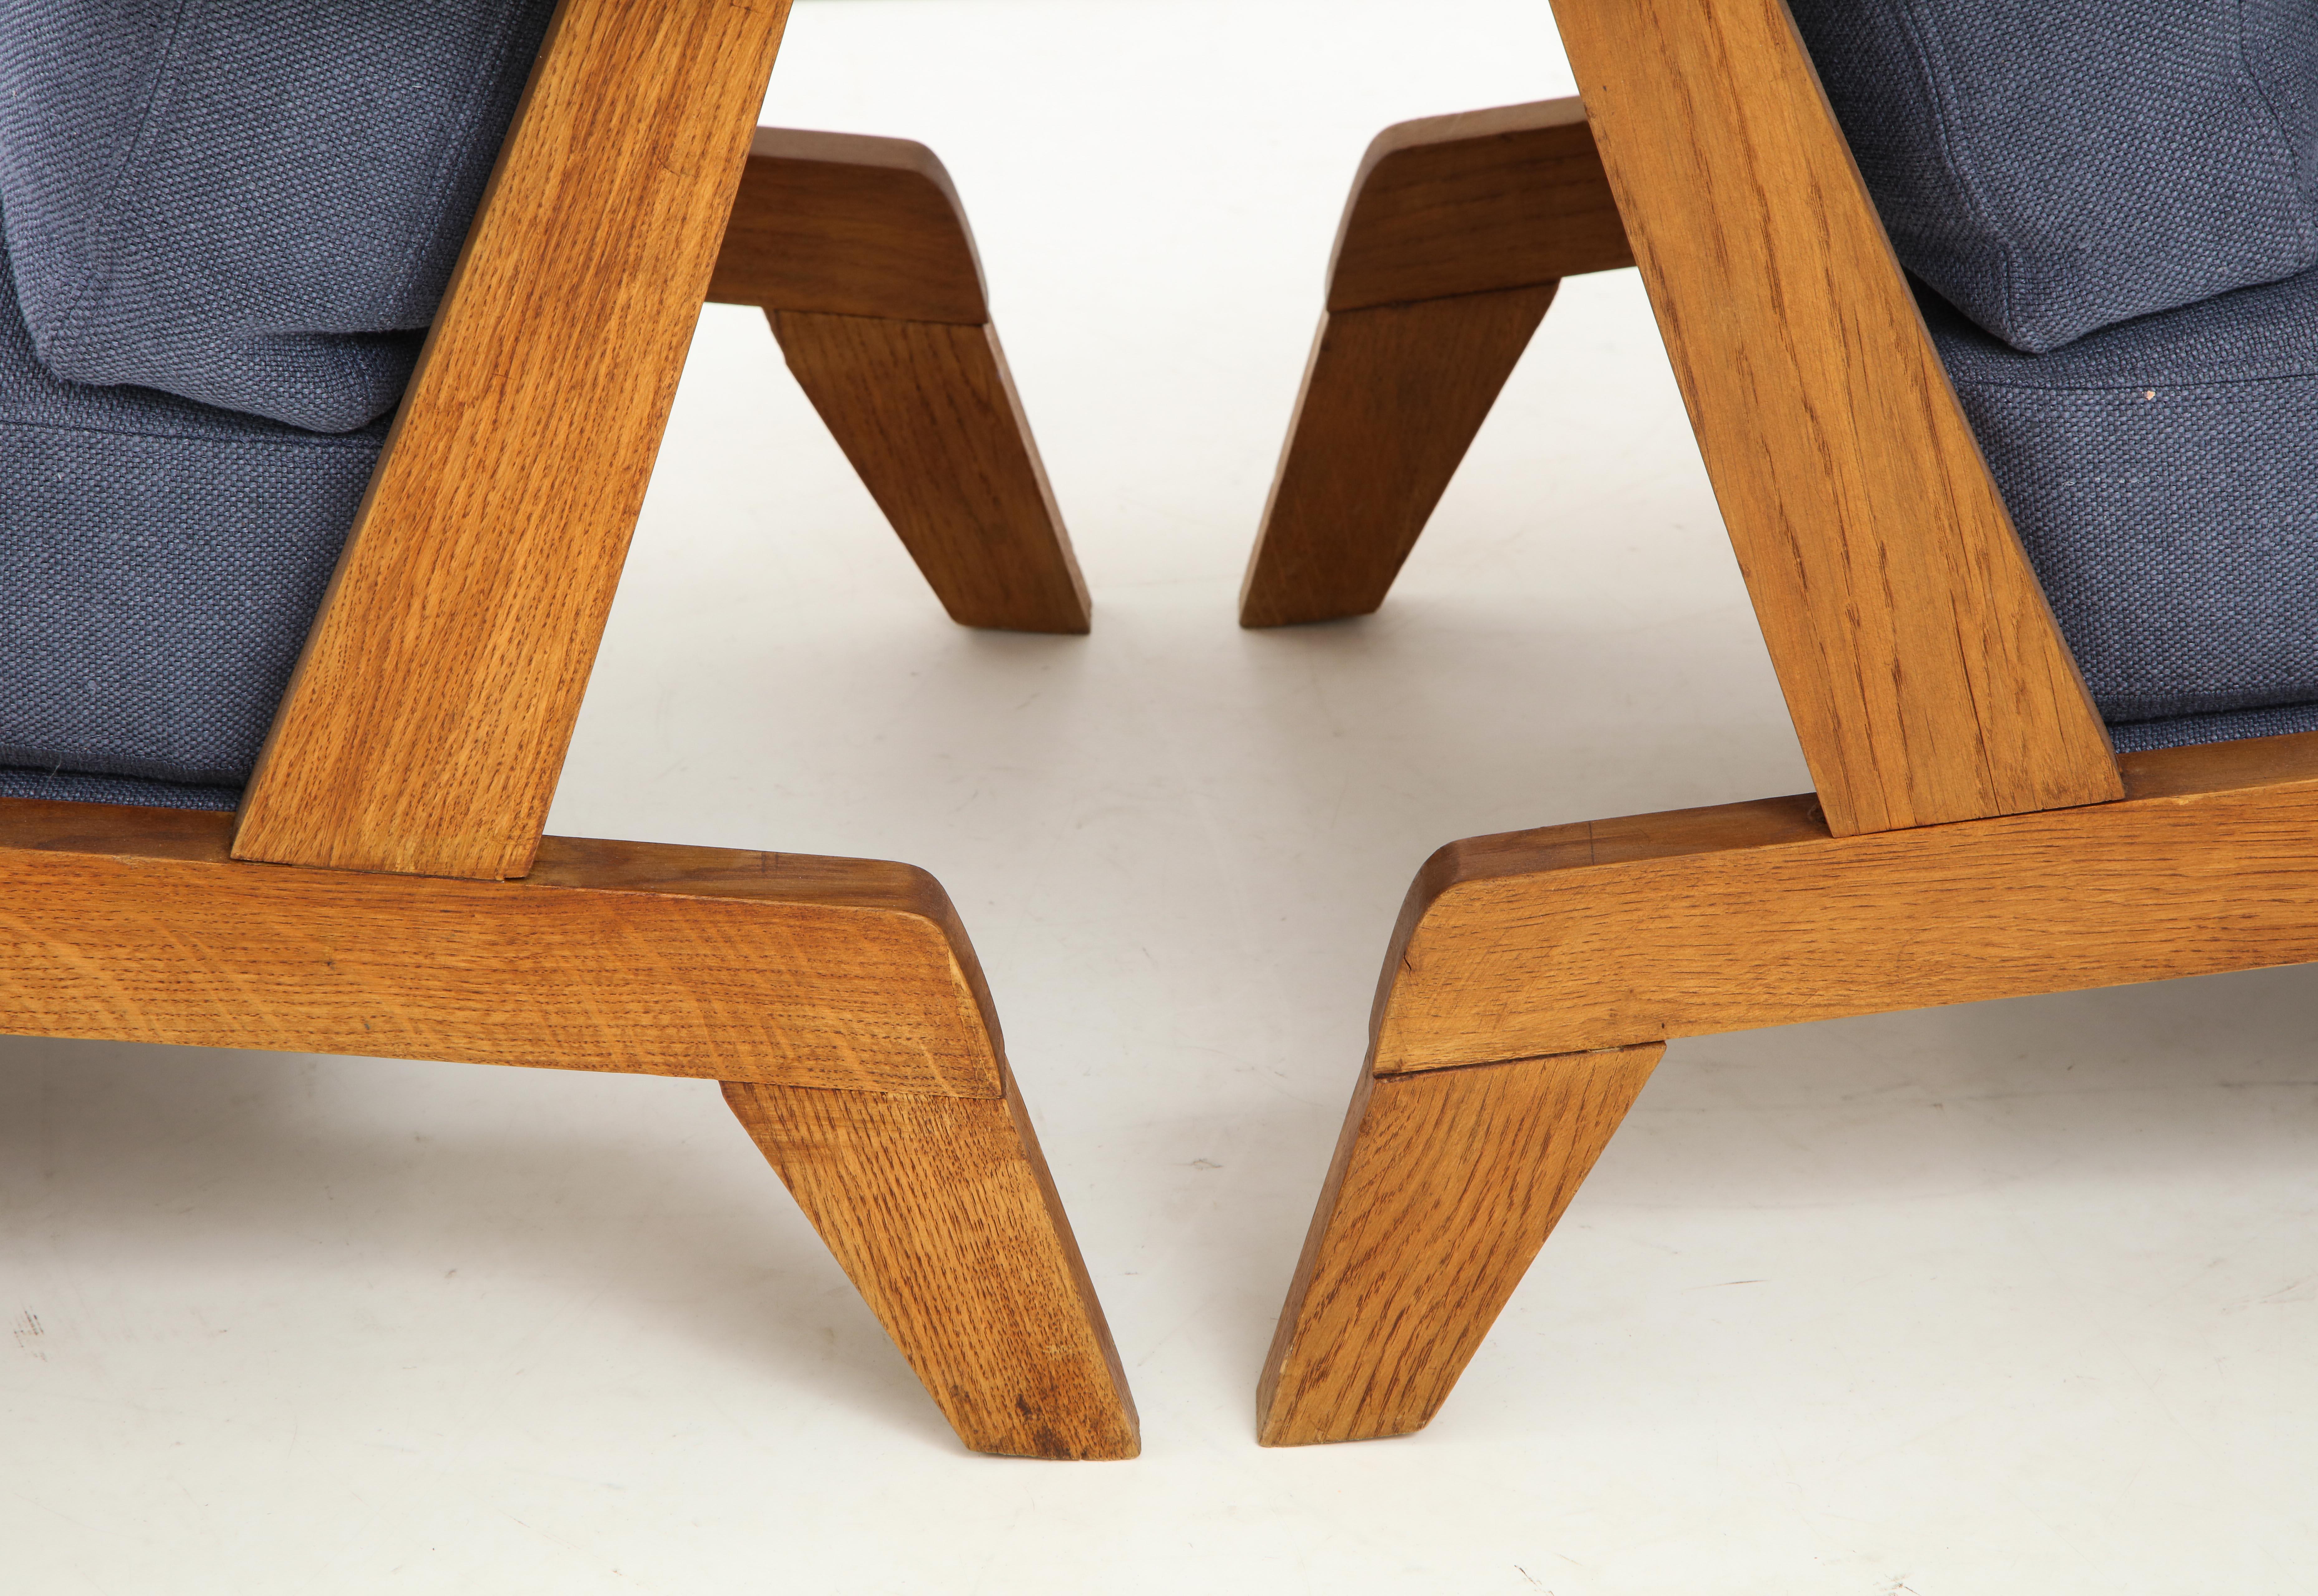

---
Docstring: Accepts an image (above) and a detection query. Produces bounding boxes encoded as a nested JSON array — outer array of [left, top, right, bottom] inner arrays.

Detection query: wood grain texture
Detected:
[[0, 795, 1001, 1095], [1548, 0, 2120, 835], [773, 311, 1090, 633], [234, 0, 794, 881], [1241, 98, 1628, 629], [1258, 1045, 1661, 1446], [1372, 731, 2318, 1074], [1327, 97, 1633, 312], [1239, 286, 1555, 628], [708, 127, 987, 323], [726, 1068, 1140, 1459]]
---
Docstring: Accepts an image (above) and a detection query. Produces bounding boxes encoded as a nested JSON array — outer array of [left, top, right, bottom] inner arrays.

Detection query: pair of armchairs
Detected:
[[6, 0, 2314, 1457]]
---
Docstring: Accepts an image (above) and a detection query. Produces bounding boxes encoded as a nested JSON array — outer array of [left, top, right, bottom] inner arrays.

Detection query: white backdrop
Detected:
[[7, 2, 2317, 1590]]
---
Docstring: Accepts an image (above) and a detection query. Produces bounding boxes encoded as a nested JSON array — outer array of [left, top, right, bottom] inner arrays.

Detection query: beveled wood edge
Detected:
[[1365, 728, 2318, 1062], [707, 125, 989, 323], [1325, 95, 1634, 311], [0, 794, 1005, 1095]]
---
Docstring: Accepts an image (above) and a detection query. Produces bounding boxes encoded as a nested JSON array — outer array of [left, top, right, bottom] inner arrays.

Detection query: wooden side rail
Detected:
[[1369, 730, 2318, 1074], [1325, 99, 1635, 314], [1, 797, 1000, 1094], [1260, 729, 2318, 1444], [709, 127, 990, 322], [0, 793, 1137, 1459], [1241, 99, 1632, 629], [709, 128, 1090, 637]]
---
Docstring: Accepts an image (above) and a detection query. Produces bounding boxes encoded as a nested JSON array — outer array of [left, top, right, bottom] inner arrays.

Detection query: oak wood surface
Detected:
[[1258, 1045, 1662, 1446], [708, 127, 988, 324], [0, 796, 1001, 1095], [1241, 97, 1632, 630], [1547, 0, 2120, 835], [234, 0, 794, 881], [774, 311, 1091, 633], [1372, 732, 2318, 1075], [1239, 286, 1556, 628], [727, 1068, 1140, 1459], [1327, 98, 1633, 313]]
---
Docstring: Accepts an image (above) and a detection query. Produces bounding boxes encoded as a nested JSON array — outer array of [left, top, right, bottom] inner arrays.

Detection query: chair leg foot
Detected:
[[772, 310, 1091, 634], [724, 1067, 1138, 1459], [1239, 285, 1556, 628], [1258, 1044, 1661, 1445]]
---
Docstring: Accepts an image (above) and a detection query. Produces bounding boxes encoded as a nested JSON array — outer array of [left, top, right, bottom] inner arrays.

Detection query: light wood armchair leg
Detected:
[[709, 128, 1090, 634], [1240, 99, 1636, 629], [1243, 287, 1557, 627], [724, 1064, 1140, 1460], [1258, 1044, 1661, 1446]]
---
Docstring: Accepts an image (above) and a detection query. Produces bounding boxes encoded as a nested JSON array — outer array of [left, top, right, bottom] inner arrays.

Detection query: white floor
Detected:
[[9, 2, 2318, 1589]]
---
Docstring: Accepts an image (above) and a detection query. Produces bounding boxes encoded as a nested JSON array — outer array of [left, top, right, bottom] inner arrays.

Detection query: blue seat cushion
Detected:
[[1927, 263, 2318, 733], [1791, 0, 2318, 353], [0, 0, 556, 432], [0, 764, 239, 810], [0, 236, 384, 788]]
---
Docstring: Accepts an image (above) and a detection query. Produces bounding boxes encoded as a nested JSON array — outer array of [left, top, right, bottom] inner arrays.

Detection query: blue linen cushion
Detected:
[[0, 236, 385, 788], [2107, 700, 2318, 753], [0, 0, 557, 432], [1789, 0, 2318, 353], [1925, 265, 2318, 737], [0, 765, 240, 809]]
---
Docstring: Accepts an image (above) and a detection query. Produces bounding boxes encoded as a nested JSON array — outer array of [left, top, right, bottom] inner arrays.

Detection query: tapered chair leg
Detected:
[[725, 1065, 1139, 1460], [709, 127, 1090, 634], [1239, 98, 1636, 628], [1259, 1044, 1661, 1446], [1242, 287, 1557, 627], [771, 311, 1086, 633]]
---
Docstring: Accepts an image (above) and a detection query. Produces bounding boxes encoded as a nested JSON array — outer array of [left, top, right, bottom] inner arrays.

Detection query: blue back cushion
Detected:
[[0, 0, 557, 432], [1789, 0, 2318, 353]]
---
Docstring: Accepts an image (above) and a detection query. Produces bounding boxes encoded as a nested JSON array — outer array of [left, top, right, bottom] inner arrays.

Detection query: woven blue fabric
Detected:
[[0, 234, 386, 786], [0, 764, 238, 809], [2109, 700, 2318, 753], [1926, 266, 2318, 734], [0, 2, 552, 801], [0, 0, 556, 431], [1790, 0, 2318, 353]]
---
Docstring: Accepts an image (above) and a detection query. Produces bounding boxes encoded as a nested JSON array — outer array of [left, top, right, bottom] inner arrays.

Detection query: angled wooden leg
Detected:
[[1239, 98, 1636, 628], [770, 310, 1088, 633], [709, 127, 1090, 633], [1258, 1045, 1661, 1446], [725, 1064, 1139, 1460], [1241, 287, 1557, 627]]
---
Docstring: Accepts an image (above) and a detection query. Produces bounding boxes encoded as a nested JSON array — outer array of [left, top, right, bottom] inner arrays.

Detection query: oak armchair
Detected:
[[1252, 0, 2318, 1445], [0, 0, 1132, 1459]]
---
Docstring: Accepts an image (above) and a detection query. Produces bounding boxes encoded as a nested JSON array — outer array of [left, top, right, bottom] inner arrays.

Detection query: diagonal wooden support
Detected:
[[709, 129, 1090, 636]]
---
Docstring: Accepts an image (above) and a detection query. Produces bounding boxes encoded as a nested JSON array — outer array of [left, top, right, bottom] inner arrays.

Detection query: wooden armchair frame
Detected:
[[1253, 0, 2318, 1446], [0, 0, 1134, 1461]]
